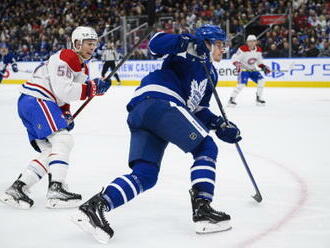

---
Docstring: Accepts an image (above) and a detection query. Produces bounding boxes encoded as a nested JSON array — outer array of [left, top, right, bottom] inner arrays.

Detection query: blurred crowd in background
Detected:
[[0, 0, 329, 61]]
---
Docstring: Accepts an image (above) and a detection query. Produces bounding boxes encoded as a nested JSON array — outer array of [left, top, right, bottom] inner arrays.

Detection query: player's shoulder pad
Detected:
[[256, 46, 263, 52], [149, 31, 165, 43], [149, 32, 166, 56], [59, 49, 82, 72], [239, 45, 250, 52]]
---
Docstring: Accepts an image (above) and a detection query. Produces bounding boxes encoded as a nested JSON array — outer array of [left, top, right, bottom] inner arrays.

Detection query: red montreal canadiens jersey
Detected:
[[231, 45, 264, 70], [20, 49, 89, 107]]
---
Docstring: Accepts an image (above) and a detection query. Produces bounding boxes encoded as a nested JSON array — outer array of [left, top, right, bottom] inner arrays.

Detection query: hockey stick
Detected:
[[202, 62, 263, 203], [73, 0, 156, 119]]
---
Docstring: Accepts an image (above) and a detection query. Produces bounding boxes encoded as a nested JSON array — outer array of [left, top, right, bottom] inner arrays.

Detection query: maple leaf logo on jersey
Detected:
[[187, 79, 207, 112]]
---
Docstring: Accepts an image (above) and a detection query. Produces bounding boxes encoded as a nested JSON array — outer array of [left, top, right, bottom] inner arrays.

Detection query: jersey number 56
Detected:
[[57, 66, 72, 78]]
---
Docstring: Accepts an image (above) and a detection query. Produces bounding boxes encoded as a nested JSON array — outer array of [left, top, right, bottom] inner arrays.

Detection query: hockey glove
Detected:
[[179, 34, 209, 61], [60, 104, 74, 131], [12, 63, 18, 73], [215, 121, 242, 144], [178, 34, 193, 53], [86, 78, 111, 97], [233, 61, 242, 73], [259, 64, 271, 75], [64, 112, 74, 131]]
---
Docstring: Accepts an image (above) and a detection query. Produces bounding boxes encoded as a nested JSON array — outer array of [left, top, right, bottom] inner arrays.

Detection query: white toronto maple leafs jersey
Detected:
[[20, 49, 89, 107], [127, 32, 218, 113], [231, 45, 264, 70]]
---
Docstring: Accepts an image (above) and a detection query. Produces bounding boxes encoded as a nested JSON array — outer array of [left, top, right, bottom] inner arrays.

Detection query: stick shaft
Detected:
[[234, 143, 262, 196], [72, 96, 94, 119], [202, 63, 262, 201], [73, 0, 156, 119], [72, 26, 154, 120]]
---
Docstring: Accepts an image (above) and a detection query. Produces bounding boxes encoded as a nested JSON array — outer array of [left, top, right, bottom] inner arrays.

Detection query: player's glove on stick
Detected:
[[210, 117, 242, 144], [86, 78, 111, 97], [259, 64, 271, 75], [179, 34, 209, 61], [60, 104, 74, 131]]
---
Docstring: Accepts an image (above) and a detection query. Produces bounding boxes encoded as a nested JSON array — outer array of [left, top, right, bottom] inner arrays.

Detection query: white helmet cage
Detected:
[[71, 26, 98, 50]]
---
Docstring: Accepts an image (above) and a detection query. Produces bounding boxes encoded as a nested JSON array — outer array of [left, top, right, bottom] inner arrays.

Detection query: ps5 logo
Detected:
[[268, 61, 330, 78], [270, 62, 285, 78]]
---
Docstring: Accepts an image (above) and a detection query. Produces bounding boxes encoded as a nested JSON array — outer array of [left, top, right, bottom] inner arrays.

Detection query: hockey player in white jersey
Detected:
[[0, 26, 111, 209], [228, 35, 270, 106]]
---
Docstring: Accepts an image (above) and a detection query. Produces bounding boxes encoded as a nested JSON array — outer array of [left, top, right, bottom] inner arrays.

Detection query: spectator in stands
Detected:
[[305, 43, 320, 57], [0, 0, 329, 60], [308, 13, 321, 27], [318, 41, 330, 57], [294, 9, 310, 31], [293, 0, 308, 10], [230, 19, 244, 34], [280, 41, 290, 57], [186, 12, 197, 27], [266, 44, 283, 58]]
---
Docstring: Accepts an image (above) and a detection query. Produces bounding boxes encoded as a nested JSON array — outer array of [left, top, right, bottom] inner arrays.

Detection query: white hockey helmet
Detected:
[[247, 35, 257, 41], [71, 26, 98, 50]]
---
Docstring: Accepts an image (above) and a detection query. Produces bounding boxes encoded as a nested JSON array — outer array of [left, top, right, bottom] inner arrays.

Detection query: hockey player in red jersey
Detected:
[[0, 26, 111, 209], [228, 35, 271, 106]]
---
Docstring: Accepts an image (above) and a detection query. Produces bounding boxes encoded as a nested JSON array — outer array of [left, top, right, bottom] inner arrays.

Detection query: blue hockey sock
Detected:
[[190, 158, 216, 201], [102, 160, 159, 210], [191, 136, 218, 201]]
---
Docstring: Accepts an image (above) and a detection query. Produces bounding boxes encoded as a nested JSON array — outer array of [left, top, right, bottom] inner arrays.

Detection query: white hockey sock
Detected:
[[48, 130, 73, 183], [230, 83, 245, 100], [19, 169, 41, 187], [19, 140, 51, 187], [257, 79, 265, 99], [20, 159, 49, 187], [48, 164, 68, 183]]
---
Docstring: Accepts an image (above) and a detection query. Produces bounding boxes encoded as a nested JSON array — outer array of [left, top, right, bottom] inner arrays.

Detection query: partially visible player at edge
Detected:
[[72, 24, 242, 243], [228, 35, 271, 107], [0, 44, 18, 84], [0, 26, 110, 209]]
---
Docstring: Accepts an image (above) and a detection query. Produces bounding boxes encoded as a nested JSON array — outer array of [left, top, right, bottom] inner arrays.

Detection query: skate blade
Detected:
[[0, 192, 32, 210], [195, 220, 232, 234], [71, 210, 111, 244], [46, 198, 82, 209]]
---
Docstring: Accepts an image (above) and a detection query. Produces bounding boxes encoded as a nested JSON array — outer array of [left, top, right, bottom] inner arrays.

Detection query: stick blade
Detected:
[[252, 193, 262, 203]]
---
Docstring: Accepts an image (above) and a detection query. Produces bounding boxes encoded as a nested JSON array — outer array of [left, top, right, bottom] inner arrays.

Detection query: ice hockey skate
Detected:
[[190, 189, 231, 234], [0, 176, 34, 209], [46, 174, 82, 208], [256, 94, 266, 106], [71, 192, 114, 244], [227, 97, 237, 107]]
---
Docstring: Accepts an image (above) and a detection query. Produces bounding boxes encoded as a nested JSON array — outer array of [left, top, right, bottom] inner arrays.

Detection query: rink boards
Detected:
[[2, 58, 330, 87]]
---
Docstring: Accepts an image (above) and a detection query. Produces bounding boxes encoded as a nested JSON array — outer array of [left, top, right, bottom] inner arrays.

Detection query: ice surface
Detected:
[[0, 84, 329, 248]]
